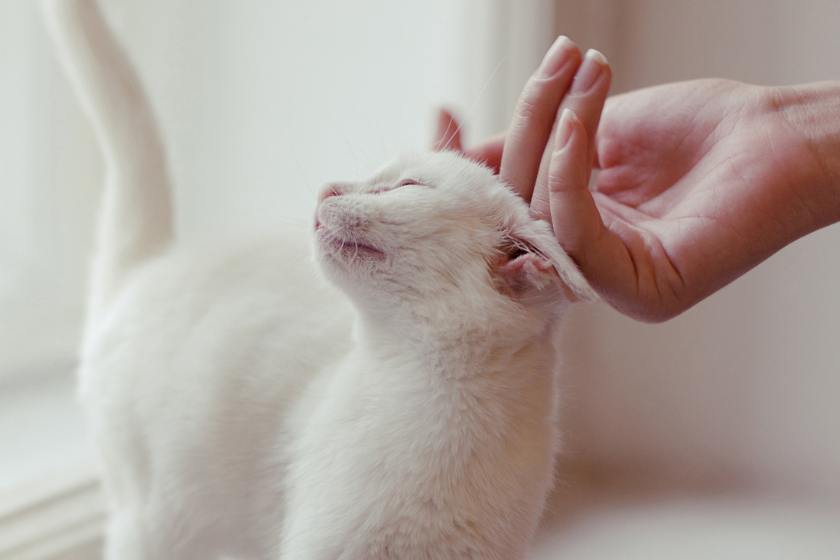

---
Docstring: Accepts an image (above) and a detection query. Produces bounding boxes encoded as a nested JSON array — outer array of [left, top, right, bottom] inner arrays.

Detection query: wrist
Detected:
[[769, 81, 840, 230]]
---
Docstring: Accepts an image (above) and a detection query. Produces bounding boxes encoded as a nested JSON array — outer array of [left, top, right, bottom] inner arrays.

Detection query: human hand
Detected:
[[434, 41, 840, 322], [546, 79, 840, 321]]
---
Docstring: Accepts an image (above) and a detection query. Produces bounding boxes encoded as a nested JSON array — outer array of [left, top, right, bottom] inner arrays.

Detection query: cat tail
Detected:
[[42, 0, 174, 322]]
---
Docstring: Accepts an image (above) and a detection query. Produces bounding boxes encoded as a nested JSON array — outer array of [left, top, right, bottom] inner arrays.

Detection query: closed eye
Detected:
[[368, 179, 428, 195], [396, 179, 426, 188]]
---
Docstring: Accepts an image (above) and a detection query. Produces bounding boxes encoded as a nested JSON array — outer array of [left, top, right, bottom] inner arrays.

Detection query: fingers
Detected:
[[500, 36, 582, 201], [546, 109, 604, 256], [432, 108, 464, 152], [530, 49, 611, 222], [561, 50, 611, 165], [547, 109, 648, 318]]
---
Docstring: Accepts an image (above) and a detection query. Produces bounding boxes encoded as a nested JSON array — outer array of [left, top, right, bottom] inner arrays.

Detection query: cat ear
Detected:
[[495, 225, 597, 303]]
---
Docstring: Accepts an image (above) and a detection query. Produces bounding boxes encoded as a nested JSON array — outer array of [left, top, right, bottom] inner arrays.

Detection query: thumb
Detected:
[[546, 109, 603, 258], [548, 109, 657, 318]]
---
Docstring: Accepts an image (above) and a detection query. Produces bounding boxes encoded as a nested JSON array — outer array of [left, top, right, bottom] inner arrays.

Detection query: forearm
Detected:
[[771, 81, 840, 231]]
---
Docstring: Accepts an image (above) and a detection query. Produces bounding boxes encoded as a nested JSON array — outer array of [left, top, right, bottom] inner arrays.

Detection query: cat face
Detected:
[[314, 151, 594, 319]]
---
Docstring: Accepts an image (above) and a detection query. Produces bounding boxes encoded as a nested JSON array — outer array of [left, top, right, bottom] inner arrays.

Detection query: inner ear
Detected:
[[497, 252, 557, 291], [499, 236, 537, 262], [493, 230, 598, 303], [495, 237, 558, 292]]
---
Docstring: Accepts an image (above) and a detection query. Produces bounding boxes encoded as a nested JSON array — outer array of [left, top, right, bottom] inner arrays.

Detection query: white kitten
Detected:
[[43, 1, 595, 559]]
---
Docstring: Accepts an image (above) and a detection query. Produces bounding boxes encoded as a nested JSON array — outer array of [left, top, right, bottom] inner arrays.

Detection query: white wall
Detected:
[[93, 0, 471, 236], [0, 0, 90, 381], [554, 0, 840, 503]]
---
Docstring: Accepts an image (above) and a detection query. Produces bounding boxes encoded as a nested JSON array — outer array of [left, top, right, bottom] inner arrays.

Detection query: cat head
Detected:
[[314, 151, 595, 330]]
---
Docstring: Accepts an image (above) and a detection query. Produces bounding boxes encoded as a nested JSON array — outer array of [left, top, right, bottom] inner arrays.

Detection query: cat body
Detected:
[[81, 232, 352, 558], [43, 1, 594, 558]]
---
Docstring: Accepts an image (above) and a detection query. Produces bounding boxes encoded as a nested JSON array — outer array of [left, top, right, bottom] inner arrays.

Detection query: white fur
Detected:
[[43, 1, 596, 558]]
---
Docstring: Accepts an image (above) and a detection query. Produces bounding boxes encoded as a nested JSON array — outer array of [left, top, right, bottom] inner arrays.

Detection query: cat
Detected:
[[42, 0, 596, 558]]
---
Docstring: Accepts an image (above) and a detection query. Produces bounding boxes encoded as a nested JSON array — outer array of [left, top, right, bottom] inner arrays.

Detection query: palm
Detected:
[[589, 79, 820, 319]]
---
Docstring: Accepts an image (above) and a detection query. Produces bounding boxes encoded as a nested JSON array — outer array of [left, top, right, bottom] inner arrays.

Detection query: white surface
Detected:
[[0, 373, 94, 495], [0, 0, 87, 382], [531, 496, 840, 559]]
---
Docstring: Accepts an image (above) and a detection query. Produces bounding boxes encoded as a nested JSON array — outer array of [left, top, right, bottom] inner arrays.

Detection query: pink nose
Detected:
[[318, 183, 344, 204]]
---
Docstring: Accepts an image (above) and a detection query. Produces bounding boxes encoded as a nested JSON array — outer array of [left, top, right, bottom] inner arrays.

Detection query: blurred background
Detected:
[[1, 0, 839, 558]]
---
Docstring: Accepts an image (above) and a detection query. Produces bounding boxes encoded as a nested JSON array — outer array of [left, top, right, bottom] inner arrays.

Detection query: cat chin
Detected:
[[315, 225, 386, 263]]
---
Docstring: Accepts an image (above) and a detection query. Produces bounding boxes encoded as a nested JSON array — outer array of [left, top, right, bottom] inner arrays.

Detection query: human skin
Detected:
[[435, 37, 840, 322]]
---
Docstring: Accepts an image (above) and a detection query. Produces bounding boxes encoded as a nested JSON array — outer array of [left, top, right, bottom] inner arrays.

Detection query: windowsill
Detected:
[[0, 370, 104, 559], [0, 370, 95, 495]]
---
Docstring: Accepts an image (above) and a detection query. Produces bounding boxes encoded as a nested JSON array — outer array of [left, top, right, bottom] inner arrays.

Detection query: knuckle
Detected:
[[513, 80, 556, 123]]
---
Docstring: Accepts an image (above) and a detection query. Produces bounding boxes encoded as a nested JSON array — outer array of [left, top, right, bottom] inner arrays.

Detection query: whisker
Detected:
[[452, 55, 508, 142]]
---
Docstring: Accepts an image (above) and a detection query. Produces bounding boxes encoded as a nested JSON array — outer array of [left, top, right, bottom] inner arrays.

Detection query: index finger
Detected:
[[500, 36, 581, 202]]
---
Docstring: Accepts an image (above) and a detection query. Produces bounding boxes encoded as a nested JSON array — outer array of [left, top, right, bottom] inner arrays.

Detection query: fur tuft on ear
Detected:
[[494, 226, 598, 304]]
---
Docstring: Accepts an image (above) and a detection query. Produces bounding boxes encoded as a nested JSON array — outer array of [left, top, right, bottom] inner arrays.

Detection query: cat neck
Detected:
[[351, 305, 560, 380]]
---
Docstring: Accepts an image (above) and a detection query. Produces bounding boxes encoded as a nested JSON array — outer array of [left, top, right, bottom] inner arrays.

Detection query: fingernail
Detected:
[[555, 109, 576, 151], [570, 49, 608, 94], [538, 36, 574, 78]]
